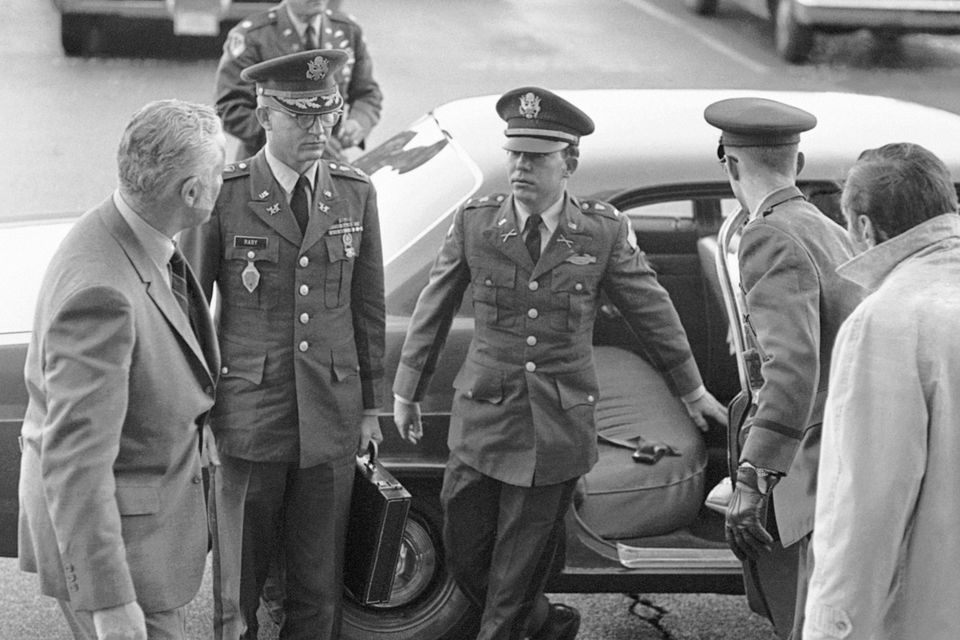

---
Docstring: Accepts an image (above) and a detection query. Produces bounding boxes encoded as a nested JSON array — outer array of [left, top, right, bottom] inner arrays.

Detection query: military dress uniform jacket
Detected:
[[216, 3, 382, 159], [737, 185, 864, 547], [180, 151, 385, 468], [393, 193, 704, 487], [19, 200, 219, 612]]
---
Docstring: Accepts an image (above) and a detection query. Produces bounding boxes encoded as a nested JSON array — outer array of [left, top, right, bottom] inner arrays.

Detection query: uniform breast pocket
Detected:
[[223, 241, 280, 309], [322, 233, 359, 309], [471, 264, 518, 327], [550, 266, 603, 331]]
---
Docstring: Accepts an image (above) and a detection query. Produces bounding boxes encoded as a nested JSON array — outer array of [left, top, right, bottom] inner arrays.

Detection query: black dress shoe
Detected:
[[532, 603, 581, 640]]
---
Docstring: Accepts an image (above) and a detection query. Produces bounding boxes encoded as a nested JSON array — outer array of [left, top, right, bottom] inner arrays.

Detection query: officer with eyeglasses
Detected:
[[180, 49, 385, 640]]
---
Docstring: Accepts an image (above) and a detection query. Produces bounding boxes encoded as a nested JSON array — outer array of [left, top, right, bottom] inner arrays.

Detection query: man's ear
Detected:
[[180, 175, 201, 207], [256, 106, 272, 130], [796, 151, 805, 176], [859, 214, 880, 247], [564, 156, 578, 177]]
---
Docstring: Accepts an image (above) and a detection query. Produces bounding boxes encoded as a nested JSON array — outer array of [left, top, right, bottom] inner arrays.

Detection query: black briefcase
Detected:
[[344, 443, 412, 604]]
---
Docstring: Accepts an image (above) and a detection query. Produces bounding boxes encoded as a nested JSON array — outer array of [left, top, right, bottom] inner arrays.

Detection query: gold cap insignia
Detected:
[[518, 92, 541, 119], [306, 56, 329, 81]]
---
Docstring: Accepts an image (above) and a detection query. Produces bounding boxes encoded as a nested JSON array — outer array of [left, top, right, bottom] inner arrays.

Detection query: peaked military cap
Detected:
[[704, 97, 817, 154], [496, 87, 595, 153], [241, 49, 347, 115]]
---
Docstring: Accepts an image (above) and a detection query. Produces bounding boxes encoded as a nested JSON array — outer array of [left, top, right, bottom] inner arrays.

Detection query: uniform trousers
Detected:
[[440, 455, 577, 640], [742, 525, 810, 639], [58, 598, 187, 640], [209, 453, 355, 640]]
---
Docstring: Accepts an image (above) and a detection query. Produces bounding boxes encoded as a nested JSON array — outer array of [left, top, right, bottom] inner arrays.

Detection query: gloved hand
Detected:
[[724, 471, 775, 561]]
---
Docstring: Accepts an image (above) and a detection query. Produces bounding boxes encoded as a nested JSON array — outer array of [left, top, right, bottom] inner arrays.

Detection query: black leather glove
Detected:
[[724, 466, 777, 561]]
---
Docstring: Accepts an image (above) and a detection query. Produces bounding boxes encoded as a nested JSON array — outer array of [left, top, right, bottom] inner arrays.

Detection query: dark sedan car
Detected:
[[4, 89, 960, 640]]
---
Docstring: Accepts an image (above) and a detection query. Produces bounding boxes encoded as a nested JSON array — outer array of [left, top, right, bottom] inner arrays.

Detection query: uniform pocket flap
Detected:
[[474, 264, 517, 289], [556, 369, 599, 410], [115, 486, 160, 516], [220, 343, 266, 385], [453, 364, 504, 404], [332, 346, 360, 382]]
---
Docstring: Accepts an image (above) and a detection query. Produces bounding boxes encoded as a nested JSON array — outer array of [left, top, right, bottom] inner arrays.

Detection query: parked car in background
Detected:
[[51, 0, 343, 56], [684, 0, 960, 62], [3, 90, 960, 640]]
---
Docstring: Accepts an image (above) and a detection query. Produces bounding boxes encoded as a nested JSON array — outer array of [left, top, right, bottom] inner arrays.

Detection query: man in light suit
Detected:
[[393, 87, 726, 640], [18, 99, 225, 640]]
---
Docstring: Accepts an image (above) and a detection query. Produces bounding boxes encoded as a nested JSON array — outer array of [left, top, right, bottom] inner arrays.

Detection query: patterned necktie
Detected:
[[291, 174, 310, 234], [524, 214, 542, 264], [168, 248, 193, 326]]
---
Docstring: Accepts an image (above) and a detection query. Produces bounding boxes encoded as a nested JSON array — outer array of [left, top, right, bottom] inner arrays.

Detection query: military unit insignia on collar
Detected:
[[267, 203, 281, 215], [518, 92, 541, 119]]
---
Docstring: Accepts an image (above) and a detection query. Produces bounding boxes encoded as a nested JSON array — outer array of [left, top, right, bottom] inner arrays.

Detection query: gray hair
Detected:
[[117, 99, 222, 202]]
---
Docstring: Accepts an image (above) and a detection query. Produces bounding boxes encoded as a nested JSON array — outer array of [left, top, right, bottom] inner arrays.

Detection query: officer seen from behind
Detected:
[[393, 87, 727, 640], [704, 98, 865, 639], [181, 49, 385, 640]]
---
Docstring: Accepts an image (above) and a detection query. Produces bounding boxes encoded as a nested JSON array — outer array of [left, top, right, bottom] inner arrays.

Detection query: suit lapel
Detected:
[[99, 203, 216, 386], [481, 197, 535, 270], [248, 153, 303, 246], [301, 163, 341, 252], [531, 197, 592, 280]]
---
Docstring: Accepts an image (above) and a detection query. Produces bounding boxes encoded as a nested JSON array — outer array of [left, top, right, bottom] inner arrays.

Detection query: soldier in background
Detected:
[[216, 0, 382, 161], [182, 49, 385, 640], [704, 97, 865, 639]]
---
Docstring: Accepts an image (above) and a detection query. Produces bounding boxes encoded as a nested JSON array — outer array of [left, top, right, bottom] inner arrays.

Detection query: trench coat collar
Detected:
[[98, 200, 218, 385], [838, 213, 960, 292]]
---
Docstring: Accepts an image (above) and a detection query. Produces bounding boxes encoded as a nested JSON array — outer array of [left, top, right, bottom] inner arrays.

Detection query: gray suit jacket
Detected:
[[18, 198, 219, 612]]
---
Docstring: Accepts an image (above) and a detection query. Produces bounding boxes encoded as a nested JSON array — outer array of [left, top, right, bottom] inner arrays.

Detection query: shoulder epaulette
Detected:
[[325, 7, 360, 27], [233, 8, 278, 33], [464, 194, 507, 210], [326, 160, 369, 183], [223, 161, 251, 179], [576, 198, 620, 220]]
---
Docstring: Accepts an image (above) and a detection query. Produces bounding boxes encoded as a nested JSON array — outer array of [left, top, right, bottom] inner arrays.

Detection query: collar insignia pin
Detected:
[[557, 235, 574, 248], [267, 203, 280, 215], [258, 190, 269, 199], [500, 229, 517, 243]]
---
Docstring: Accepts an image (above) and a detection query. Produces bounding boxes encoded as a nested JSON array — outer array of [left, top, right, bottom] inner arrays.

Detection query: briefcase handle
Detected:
[[356, 442, 406, 491], [358, 440, 379, 465]]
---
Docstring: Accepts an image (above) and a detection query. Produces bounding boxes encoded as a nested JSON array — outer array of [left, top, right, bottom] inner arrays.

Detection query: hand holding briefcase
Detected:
[[344, 442, 412, 605]]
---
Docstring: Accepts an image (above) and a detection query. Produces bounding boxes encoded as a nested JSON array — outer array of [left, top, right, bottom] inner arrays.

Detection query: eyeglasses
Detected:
[[271, 108, 342, 130]]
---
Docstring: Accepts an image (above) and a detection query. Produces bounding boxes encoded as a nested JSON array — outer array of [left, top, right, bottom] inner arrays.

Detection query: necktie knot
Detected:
[[524, 214, 542, 264]]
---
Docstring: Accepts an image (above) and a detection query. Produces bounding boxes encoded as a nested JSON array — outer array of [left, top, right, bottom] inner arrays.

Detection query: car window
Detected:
[[0, 219, 73, 341], [356, 115, 482, 267]]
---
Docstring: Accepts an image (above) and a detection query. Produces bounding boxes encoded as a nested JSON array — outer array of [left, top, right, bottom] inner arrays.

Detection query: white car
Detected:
[[685, 0, 960, 62]]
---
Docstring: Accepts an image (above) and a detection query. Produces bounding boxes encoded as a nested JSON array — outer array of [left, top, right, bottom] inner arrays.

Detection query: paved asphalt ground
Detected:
[[1, 555, 777, 640]]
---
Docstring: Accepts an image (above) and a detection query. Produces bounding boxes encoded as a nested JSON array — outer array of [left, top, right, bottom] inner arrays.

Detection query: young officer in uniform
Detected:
[[393, 87, 727, 640], [704, 97, 865, 639], [181, 49, 385, 640], [216, 0, 382, 160]]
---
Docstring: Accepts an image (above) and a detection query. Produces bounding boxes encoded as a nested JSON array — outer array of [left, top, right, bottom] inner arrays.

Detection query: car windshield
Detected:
[[1, 219, 73, 340], [355, 113, 482, 269]]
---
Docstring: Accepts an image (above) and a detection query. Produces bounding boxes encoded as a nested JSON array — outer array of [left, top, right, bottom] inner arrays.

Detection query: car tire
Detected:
[[773, 0, 814, 63], [341, 490, 478, 640], [684, 0, 719, 16]]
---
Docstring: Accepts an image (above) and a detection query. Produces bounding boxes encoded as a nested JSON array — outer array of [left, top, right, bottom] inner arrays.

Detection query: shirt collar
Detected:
[[838, 213, 960, 292], [265, 147, 318, 196], [285, 5, 322, 41], [113, 191, 175, 275], [514, 192, 566, 235], [750, 185, 805, 220]]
